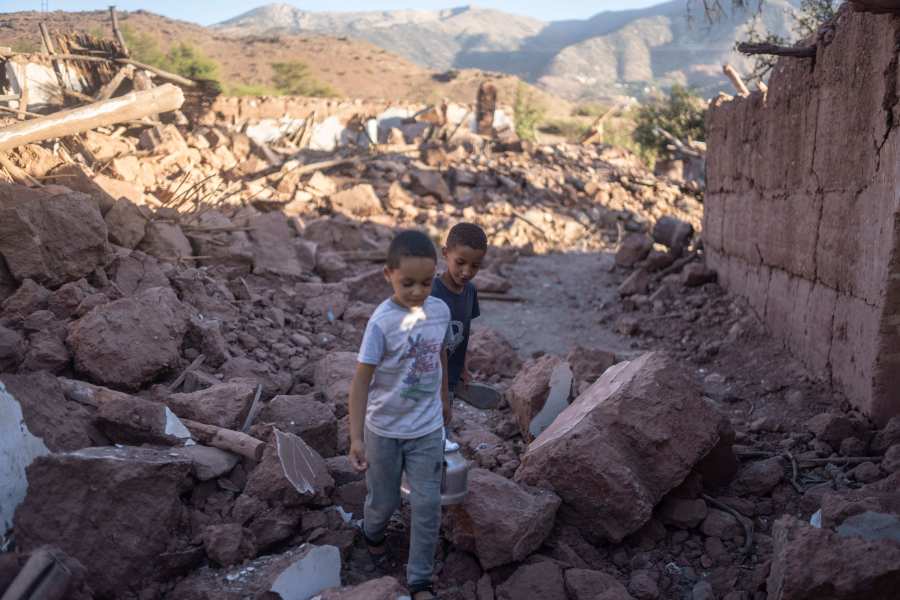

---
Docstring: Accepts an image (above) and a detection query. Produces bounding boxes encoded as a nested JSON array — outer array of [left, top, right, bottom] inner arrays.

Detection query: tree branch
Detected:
[[736, 41, 817, 58]]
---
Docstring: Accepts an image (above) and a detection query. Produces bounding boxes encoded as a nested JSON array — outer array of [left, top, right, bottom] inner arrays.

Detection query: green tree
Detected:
[[120, 25, 166, 68], [270, 61, 335, 97], [513, 82, 545, 142], [164, 43, 220, 81], [632, 84, 706, 162]]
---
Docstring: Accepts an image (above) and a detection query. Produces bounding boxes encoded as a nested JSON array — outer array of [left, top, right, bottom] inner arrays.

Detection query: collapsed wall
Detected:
[[704, 7, 900, 424]]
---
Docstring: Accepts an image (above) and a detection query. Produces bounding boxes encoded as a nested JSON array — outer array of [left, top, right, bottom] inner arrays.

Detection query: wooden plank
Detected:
[[0, 84, 184, 152], [181, 419, 266, 461], [109, 6, 131, 58]]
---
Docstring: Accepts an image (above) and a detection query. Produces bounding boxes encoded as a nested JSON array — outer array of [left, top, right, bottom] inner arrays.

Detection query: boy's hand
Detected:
[[349, 439, 368, 472]]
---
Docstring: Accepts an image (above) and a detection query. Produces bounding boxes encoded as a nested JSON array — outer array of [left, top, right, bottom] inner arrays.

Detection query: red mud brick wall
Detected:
[[704, 7, 900, 424]]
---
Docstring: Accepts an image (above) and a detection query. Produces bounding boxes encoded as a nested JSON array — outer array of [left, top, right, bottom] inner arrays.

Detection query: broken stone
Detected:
[[615, 234, 653, 268], [96, 392, 192, 446], [170, 444, 240, 481], [329, 183, 384, 217], [220, 357, 291, 398], [565, 346, 617, 387], [627, 570, 659, 600], [314, 352, 358, 418], [515, 352, 726, 542], [104, 198, 147, 249], [507, 355, 567, 439], [137, 221, 193, 261], [850, 461, 882, 483], [307, 171, 338, 196], [241, 432, 334, 508], [259, 394, 338, 458], [68, 286, 189, 390], [619, 268, 650, 297], [836, 511, 900, 544], [0, 325, 25, 371], [0, 185, 110, 287], [107, 250, 170, 297], [496, 561, 567, 600], [1, 278, 50, 316], [202, 524, 257, 567], [444, 468, 560, 570], [767, 515, 900, 600], [658, 496, 708, 529], [14, 446, 196, 599], [883, 445, 900, 472], [2, 372, 104, 452], [166, 381, 257, 431], [467, 327, 522, 378], [473, 270, 512, 294], [565, 569, 635, 600], [731, 457, 784, 496], [700, 508, 742, 540], [249, 212, 305, 278], [410, 169, 452, 203]]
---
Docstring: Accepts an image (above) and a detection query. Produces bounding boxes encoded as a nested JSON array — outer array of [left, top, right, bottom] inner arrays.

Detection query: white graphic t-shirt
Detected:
[[358, 297, 450, 439]]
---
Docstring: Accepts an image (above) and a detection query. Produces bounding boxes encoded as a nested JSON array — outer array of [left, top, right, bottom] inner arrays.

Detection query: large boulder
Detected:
[[104, 198, 147, 249], [0, 185, 110, 287], [767, 515, 900, 600], [14, 446, 197, 598], [166, 381, 258, 430], [496, 561, 568, 600], [515, 352, 727, 542], [444, 468, 560, 570], [137, 221, 193, 261], [106, 250, 170, 297], [68, 286, 189, 390]]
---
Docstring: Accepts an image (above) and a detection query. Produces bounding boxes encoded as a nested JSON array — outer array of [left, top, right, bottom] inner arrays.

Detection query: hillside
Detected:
[[216, 1, 800, 100], [0, 9, 570, 113]]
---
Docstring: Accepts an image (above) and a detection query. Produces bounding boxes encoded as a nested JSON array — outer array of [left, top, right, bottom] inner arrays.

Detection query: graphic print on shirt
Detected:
[[446, 320, 464, 355], [400, 333, 442, 400]]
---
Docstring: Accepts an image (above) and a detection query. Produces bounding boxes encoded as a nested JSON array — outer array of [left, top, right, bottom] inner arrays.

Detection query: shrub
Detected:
[[632, 85, 706, 163], [270, 61, 335, 97], [513, 82, 545, 142]]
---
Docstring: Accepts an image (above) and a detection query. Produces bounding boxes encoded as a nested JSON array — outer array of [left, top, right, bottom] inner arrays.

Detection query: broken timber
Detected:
[[736, 41, 816, 58], [180, 419, 266, 461], [0, 84, 184, 153]]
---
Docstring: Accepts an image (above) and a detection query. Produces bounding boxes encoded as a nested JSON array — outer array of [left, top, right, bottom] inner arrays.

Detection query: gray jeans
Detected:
[[363, 426, 444, 588]]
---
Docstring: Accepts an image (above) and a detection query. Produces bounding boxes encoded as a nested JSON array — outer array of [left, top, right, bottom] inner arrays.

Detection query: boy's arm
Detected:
[[440, 347, 452, 427], [348, 362, 376, 472]]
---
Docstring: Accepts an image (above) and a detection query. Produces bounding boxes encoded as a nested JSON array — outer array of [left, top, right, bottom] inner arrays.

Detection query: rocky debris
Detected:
[[565, 569, 636, 600], [14, 446, 196, 599], [240, 431, 334, 509], [616, 234, 653, 268], [67, 286, 189, 390], [410, 168, 452, 203], [767, 516, 900, 600], [444, 468, 560, 569], [170, 544, 341, 600], [681, 263, 717, 287], [166, 381, 257, 431], [731, 457, 784, 497], [658, 496, 709, 529], [515, 352, 728, 542], [318, 576, 409, 599], [496, 560, 567, 600], [467, 327, 522, 378], [506, 355, 567, 439], [565, 345, 618, 389], [619, 268, 650, 297], [0, 185, 110, 288], [0, 325, 25, 371], [258, 394, 339, 458], [651, 216, 693, 256], [315, 352, 358, 417], [627, 570, 660, 600], [806, 412, 870, 448], [248, 212, 306, 278], [872, 417, 900, 453]]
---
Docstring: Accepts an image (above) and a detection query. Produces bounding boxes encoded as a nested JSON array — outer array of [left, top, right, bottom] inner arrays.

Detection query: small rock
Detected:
[[806, 412, 868, 447], [872, 417, 900, 453], [616, 234, 653, 268], [496, 561, 567, 600], [839, 437, 867, 457], [682, 263, 716, 287], [732, 457, 784, 496], [850, 461, 882, 483], [616, 314, 640, 336], [203, 524, 257, 567], [658, 497, 708, 529], [619, 269, 650, 297], [883, 445, 900, 473], [627, 570, 659, 600], [701, 509, 742, 540], [691, 580, 714, 600]]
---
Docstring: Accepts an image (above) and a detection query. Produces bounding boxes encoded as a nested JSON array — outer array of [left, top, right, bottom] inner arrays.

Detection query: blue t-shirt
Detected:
[[430, 276, 480, 391]]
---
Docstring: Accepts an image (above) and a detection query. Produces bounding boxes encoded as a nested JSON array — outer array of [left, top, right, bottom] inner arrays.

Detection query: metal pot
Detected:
[[400, 430, 469, 506]]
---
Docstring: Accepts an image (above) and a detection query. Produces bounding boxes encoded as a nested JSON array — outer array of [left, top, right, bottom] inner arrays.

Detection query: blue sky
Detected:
[[5, 1, 666, 25]]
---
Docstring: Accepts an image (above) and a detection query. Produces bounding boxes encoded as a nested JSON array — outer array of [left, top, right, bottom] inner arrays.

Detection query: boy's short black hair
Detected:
[[386, 229, 437, 268], [446, 222, 488, 251]]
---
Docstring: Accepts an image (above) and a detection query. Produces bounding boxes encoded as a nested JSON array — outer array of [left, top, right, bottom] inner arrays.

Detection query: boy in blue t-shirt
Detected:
[[348, 230, 451, 600], [430, 223, 488, 395]]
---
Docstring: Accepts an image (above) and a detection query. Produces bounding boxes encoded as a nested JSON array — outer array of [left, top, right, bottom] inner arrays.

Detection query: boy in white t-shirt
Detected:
[[348, 230, 451, 600]]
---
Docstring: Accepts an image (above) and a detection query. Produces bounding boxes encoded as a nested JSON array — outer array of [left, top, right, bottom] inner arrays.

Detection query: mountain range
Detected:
[[215, 0, 800, 100]]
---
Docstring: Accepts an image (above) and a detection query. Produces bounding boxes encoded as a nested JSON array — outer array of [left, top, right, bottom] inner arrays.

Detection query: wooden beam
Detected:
[[736, 41, 816, 58], [0, 84, 184, 152], [180, 419, 266, 461], [722, 63, 749, 97], [109, 6, 131, 58], [3, 52, 195, 87], [95, 64, 135, 101]]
